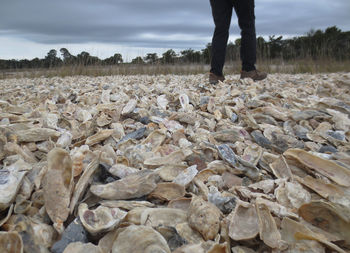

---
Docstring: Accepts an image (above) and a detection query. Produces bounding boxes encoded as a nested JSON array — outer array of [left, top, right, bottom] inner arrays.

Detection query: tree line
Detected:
[[1, 26, 349, 70]]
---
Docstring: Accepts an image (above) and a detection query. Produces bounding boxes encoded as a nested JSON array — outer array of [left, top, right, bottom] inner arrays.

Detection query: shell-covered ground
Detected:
[[0, 73, 350, 253]]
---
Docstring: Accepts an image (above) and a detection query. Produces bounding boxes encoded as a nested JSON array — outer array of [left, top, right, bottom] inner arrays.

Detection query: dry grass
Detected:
[[1, 59, 350, 79]]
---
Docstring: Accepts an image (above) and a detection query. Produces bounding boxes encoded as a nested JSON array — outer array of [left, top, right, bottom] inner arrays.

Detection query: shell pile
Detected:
[[0, 73, 350, 253]]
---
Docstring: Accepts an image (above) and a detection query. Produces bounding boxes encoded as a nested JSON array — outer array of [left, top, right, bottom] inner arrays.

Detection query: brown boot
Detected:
[[240, 69, 267, 81], [209, 72, 225, 84]]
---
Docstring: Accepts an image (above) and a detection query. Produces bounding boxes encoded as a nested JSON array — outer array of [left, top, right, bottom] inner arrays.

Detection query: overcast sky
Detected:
[[1, 0, 349, 61]]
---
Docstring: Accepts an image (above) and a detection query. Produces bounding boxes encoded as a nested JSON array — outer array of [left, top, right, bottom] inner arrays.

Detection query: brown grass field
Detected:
[[1, 58, 350, 79]]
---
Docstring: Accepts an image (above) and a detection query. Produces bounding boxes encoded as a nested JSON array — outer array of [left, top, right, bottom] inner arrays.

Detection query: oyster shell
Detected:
[[69, 155, 99, 213], [148, 182, 186, 201], [140, 208, 187, 227], [284, 148, 350, 187], [43, 148, 74, 233], [157, 164, 187, 181], [90, 170, 159, 200], [0, 165, 26, 211], [157, 94, 169, 110], [231, 246, 256, 253], [144, 150, 187, 167], [78, 203, 127, 235], [0, 231, 23, 253], [4, 142, 37, 164], [188, 196, 221, 240], [3, 214, 53, 253], [281, 217, 346, 253], [70, 145, 90, 177], [173, 165, 198, 186], [142, 129, 166, 150], [168, 197, 192, 211], [175, 222, 205, 244], [228, 202, 259, 241], [298, 201, 350, 247], [0, 204, 13, 226], [217, 144, 260, 180], [86, 129, 114, 146], [155, 226, 187, 251], [179, 93, 190, 111], [112, 225, 171, 253], [100, 200, 155, 210], [256, 202, 287, 250], [275, 181, 311, 209], [121, 99, 137, 115], [269, 155, 293, 179], [108, 164, 139, 178], [63, 242, 101, 253], [296, 175, 350, 206], [16, 128, 60, 142], [242, 144, 263, 166], [56, 131, 73, 148]]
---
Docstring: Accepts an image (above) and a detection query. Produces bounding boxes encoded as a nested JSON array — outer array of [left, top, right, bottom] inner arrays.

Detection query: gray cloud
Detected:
[[0, 0, 350, 52]]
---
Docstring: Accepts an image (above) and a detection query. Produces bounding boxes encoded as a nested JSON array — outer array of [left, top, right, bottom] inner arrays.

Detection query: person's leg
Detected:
[[210, 0, 233, 77], [233, 0, 256, 71]]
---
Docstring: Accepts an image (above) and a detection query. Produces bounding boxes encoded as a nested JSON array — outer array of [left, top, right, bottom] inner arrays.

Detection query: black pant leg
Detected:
[[233, 0, 256, 71], [210, 0, 233, 76]]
